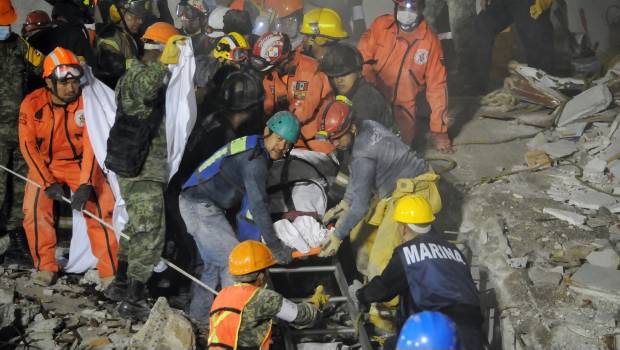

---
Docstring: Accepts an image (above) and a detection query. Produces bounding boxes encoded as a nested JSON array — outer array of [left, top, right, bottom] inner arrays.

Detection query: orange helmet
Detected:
[[142, 22, 180, 45], [43, 47, 83, 79], [266, 0, 303, 18], [229, 241, 277, 276], [0, 0, 17, 25]]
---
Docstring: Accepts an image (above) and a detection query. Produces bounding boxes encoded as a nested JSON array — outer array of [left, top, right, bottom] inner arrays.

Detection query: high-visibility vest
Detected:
[[182, 135, 264, 189], [208, 284, 272, 349]]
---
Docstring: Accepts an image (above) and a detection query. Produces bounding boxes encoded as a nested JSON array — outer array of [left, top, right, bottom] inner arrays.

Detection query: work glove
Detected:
[[71, 184, 93, 211], [431, 132, 456, 154], [348, 280, 368, 314], [318, 230, 342, 258], [271, 243, 294, 265], [322, 200, 349, 226], [44, 183, 64, 201], [308, 285, 330, 310], [160, 35, 188, 65]]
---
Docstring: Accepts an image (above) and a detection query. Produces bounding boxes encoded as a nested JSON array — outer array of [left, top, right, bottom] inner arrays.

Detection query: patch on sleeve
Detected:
[[74, 110, 85, 128], [414, 49, 429, 65], [276, 298, 299, 322]]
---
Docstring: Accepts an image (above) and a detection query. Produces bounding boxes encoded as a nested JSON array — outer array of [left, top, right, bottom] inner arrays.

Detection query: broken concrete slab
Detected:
[[568, 190, 618, 211], [539, 140, 578, 159], [525, 149, 552, 169], [508, 256, 528, 269], [583, 158, 607, 178], [505, 74, 567, 108], [586, 248, 620, 269], [557, 122, 588, 139], [130, 297, 195, 350], [558, 84, 613, 127], [527, 132, 548, 150], [571, 263, 620, 302], [542, 208, 586, 226], [528, 265, 563, 286]]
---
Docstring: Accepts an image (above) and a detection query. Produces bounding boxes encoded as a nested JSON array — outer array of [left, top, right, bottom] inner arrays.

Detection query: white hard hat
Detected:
[[207, 6, 229, 38]]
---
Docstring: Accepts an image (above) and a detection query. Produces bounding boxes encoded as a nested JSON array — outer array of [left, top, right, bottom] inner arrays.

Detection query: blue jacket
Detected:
[[181, 136, 280, 247]]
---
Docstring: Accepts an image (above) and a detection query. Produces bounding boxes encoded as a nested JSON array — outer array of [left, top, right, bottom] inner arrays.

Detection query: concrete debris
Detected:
[[79, 269, 101, 286], [81, 308, 108, 321], [42, 288, 54, 296], [130, 297, 195, 350], [568, 190, 618, 211], [508, 256, 528, 269], [571, 263, 620, 302], [528, 265, 563, 286], [504, 73, 567, 108], [526, 132, 548, 150], [525, 150, 551, 169], [586, 248, 620, 269], [510, 62, 584, 91], [586, 216, 611, 228], [556, 122, 588, 139], [558, 84, 613, 127], [591, 239, 611, 249], [538, 140, 578, 159], [583, 158, 607, 178], [609, 160, 620, 184], [542, 208, 586, 226]]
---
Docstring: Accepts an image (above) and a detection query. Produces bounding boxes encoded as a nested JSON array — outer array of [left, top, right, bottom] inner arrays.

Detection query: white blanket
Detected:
[[68, 42, 196, 273]]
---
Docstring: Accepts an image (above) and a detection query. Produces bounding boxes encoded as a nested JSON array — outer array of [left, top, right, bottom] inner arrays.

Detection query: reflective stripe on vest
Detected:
[[183, 135, 262, 190], [208, 284, 272, 350]]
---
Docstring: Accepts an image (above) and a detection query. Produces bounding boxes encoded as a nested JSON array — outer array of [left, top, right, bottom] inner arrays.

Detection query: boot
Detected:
[[103, 260, 128, 301], [116, 278, 151, 321]]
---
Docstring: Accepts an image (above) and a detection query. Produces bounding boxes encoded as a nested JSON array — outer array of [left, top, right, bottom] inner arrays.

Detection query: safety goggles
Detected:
[[273, 16, 299, 39], [250, 55, 274, 72], [397, 1, 419, 12], [176, 3, 203, 20], [51, 64, 84, 81], [230, 48, 249, 62]]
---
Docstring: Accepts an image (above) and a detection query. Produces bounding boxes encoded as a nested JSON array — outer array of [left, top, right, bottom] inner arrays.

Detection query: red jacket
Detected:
[[358, 16, 448, 134]]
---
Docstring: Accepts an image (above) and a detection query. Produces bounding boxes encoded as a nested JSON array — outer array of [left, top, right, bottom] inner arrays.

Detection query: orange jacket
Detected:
[[358, 16, 448, 134], [18, 88, 98, 188], [208, 284, 272, 349], [263, 52, 332, 142]]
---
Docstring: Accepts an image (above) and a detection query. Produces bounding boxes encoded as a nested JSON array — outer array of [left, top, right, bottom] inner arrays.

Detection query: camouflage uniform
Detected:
[[115, 58, 169, 283], [238, 287, 319, 347], [0, 34, 39, 232]]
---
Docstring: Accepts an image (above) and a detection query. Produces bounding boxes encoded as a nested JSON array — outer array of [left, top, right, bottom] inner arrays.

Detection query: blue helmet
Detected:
[[397, 311, 460, 350]]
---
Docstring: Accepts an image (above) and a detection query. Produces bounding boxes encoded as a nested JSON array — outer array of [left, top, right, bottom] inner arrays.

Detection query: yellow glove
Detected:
[[160, 35, 189, 65], [307, 285, 330, 310], [530, 0, 553, 19], [322, 200, 349, 226], [318, 230, 342, 257]]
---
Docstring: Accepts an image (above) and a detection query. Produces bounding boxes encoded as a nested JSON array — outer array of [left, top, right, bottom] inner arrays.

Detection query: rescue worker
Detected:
[[180, 112, 301, 325], [102, 22, 184, 320], [320, 43, 394, 129], [18, 47, 118, 287], [176, 0, 210, 53], [48, 0, 96, 64], [470, 0, 554, 93], [0, 0, 43, 261], [299, 7, 349, 60], [208, 240, 321, 348], [21, 10, 53, 39], [251, 31, 332, 143], [229, 0, 303, 46], [396, 311, 461, 350], [358, 0, 454, 153], [94, 0, 150, 88], [354, 196, 483, 350], [164, 69, 265, 295], [319, 118, 428, 253]]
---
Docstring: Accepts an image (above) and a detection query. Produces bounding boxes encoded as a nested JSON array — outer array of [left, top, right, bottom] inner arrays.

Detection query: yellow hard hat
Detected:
[[392, 195, 435, 224], [300, 7, 348, 45], [213, 32, 249, 61], [229, 240, 278, 276], [109, 4, 121, 24]]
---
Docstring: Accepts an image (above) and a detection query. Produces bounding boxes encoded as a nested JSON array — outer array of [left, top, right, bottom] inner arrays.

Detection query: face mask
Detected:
[[0, 26, 11, 40], [397, 10, 418, 28]]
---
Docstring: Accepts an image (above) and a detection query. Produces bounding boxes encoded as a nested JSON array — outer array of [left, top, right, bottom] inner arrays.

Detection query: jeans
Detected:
[[180, 195, 239, 325]]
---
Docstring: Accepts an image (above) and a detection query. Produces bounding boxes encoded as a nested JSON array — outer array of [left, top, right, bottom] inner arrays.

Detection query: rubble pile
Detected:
[[460, 60, 620, 349], [0, 267, 195, 350]]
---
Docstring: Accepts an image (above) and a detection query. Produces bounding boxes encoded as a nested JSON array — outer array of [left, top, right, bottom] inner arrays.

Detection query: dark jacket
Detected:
[[347, 78, 393, 128]]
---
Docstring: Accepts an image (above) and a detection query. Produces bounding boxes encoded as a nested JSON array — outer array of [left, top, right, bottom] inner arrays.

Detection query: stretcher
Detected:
[[271, 247, 373, 350]]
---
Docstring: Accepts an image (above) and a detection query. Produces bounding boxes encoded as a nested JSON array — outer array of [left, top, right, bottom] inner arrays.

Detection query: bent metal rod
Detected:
[[0, 164, 218, 296]]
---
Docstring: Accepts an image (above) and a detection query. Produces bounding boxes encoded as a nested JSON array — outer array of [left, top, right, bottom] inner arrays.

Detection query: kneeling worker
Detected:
[[355, 196, 484, 350], [208, 240, 321, 349]]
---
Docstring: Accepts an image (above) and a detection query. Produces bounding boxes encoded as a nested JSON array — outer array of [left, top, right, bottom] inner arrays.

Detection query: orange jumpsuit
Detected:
[[18, 88, 118, 277], [358, 16, 448, 145], [263, 52, 332, 144]]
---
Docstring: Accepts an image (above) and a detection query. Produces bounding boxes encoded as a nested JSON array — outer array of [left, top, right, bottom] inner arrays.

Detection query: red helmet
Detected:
[[251, 31, 291, 71], [22, 10, 52, 37], [316, 96, 353, 140]]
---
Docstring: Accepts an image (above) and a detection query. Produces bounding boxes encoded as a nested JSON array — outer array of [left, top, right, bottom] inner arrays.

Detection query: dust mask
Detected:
[[0, 26, 11, 40], [397, 11, 418, 28]]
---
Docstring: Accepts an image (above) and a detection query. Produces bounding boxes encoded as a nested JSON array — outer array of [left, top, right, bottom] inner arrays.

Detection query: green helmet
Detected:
[[267, 111, 300, 144]]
